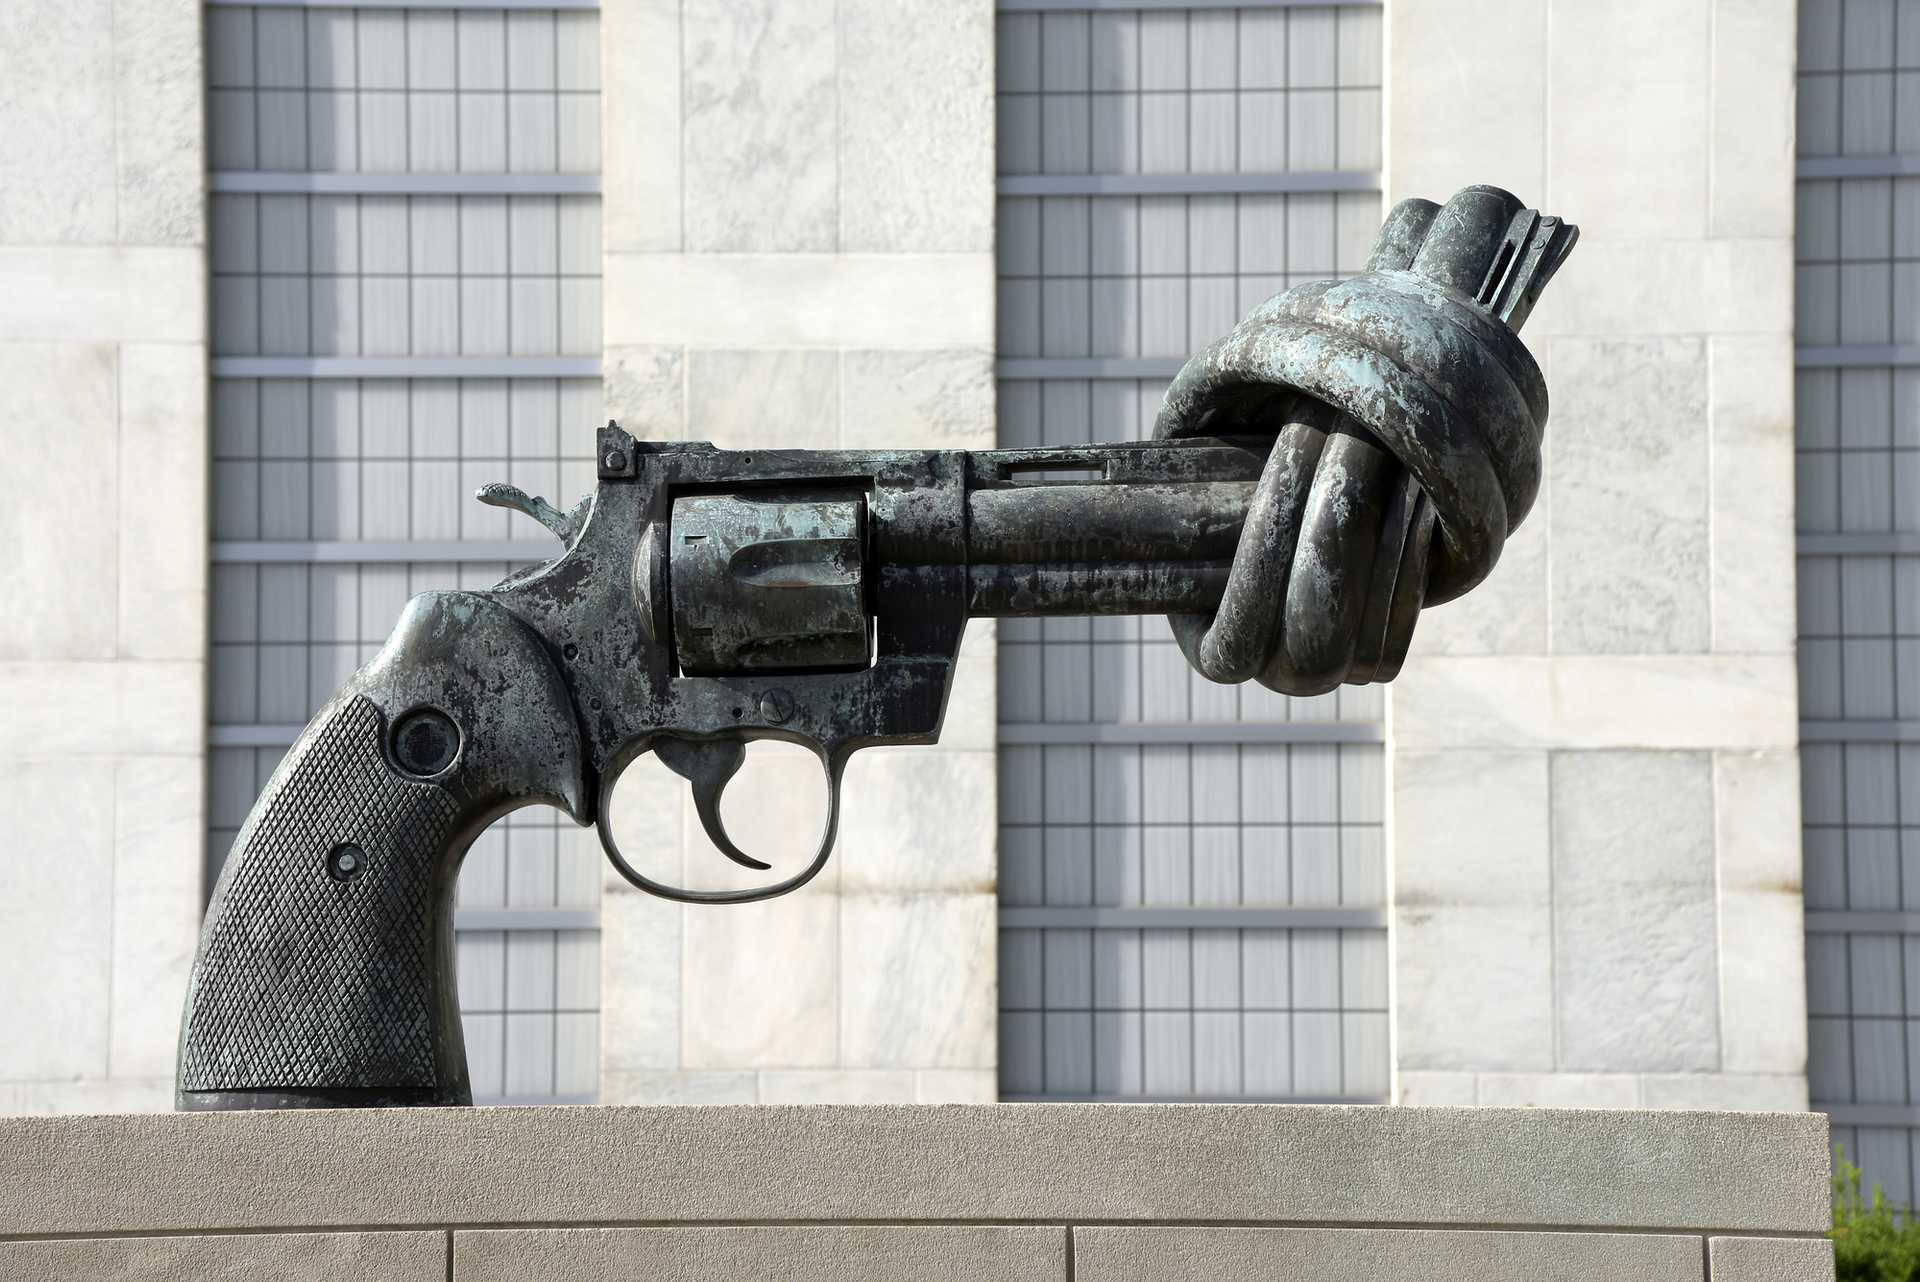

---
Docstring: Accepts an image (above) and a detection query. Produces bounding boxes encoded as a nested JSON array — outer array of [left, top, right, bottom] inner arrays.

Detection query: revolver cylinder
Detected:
[[668, 491, 871, 674]]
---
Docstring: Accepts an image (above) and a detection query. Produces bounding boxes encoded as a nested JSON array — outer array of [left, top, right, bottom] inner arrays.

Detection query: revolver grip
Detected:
[[177, 591, 586, 1110]]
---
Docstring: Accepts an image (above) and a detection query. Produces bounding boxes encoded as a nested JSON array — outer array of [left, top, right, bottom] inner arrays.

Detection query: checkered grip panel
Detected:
[[180, 695, 462, 1092]]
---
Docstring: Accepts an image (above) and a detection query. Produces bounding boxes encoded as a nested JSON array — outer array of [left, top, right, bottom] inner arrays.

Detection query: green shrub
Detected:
[[1835, 1148, 1920, 1281]]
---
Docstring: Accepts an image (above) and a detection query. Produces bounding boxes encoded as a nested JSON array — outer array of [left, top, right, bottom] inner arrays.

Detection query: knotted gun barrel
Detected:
[[1155, 184, 1575, 693], [177, 184, 1573, 1112], [951, 187, 1576, 696]]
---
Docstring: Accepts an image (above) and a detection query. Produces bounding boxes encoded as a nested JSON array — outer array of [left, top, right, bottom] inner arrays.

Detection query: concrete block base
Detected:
[[0, 1104, 1832, 1280]]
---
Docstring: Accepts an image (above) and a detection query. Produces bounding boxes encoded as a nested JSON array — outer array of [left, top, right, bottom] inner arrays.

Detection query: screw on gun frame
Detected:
[[325, 843, 366, 882], [387, 706, 461, 778]]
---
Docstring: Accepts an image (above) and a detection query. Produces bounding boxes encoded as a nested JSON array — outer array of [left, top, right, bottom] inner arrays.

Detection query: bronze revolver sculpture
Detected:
[[177, 186, 1576, 1110]]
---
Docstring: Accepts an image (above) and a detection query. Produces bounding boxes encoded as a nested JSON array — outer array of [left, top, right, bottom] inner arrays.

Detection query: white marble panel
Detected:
[[0, 1, 116, 242], [604, 345, 686, 440], [1393, 1071, 1477, 1107], [1714, 750, 1807, 1074], [683, 0, 837, 252], [0, 343, 120, 660], [1393, 750, 1550, 907], [603, 253, 994, 350], [841, 892, 995, 1069], [686, 349, 839, 451], [1547, 336, 1709, 654], [0, 1075, 171, 1114], [1552, 751, 1720, 1073], [599, 1070, 757, 1105], [118, 343, 207, 661], [1394, 907, 1554, 1073], [935, 621, 997, 757], [1709, 335, 1797, 655], [838, 750, 994, 895], [838, 349, 995, 450], [598, 887, 682, 1073], [1393, 750, 1554, 1072], [1547, 0, 1711, 241], [0, 761, 112, 1080], [601, 745, 688, 885], [1641, 1072, 1808, 1112], [1390, 656, 1548, 748], [1391, 655, 1800, 751], [1473, 1072, 1641, 1109], [600, 0, 682, 253], [0, 248, 204, 342], [0, 661, 202, 758], [1386, 0, 1546, 207], [757, 1069, 917, 1104], [112, 0, 205, 245], [1525, 238, 1791, 340], [839, 0, 993, 253], [1708, 0, 1795, 240], [682, 891, 838, 1069], [915, 1068, 997, 1103], [109, 755, 202, 1079]]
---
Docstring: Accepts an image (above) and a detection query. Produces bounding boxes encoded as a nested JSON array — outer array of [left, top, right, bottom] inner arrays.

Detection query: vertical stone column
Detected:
[[1386, 0, 1804, 1109], [597, 0, 997, 1103], [0, 1, 208, 1111]]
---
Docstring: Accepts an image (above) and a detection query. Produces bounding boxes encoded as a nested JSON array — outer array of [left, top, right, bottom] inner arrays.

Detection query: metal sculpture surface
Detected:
[[178, 185, 1576, 1110]]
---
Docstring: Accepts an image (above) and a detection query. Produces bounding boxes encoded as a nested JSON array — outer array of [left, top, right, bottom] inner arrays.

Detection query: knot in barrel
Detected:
[[1153, 185, 1577, 696]]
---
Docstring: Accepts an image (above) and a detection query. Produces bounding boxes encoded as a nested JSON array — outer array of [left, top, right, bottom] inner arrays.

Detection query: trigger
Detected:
[[651, 737, 772, 872]]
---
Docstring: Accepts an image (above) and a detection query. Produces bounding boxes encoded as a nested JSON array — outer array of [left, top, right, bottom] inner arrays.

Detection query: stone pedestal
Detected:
[[0, 1103, 1831, 1280]]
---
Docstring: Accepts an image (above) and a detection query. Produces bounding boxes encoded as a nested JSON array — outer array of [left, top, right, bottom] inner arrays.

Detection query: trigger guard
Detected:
[[596, 744, 846, 905]]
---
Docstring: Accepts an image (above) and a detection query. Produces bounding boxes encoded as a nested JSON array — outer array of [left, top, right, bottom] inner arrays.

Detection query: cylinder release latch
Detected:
[[668, 492, 870, 674]]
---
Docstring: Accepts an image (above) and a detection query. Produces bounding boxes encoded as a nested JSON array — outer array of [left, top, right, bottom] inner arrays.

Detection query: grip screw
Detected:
[[327, 843, 366, 882], [389, 707, 460, 777]]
